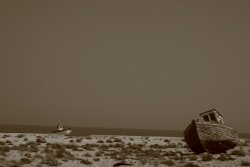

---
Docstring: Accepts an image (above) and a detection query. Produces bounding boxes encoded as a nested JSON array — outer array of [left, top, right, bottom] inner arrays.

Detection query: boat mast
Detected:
[[57, 121, 64, 130]]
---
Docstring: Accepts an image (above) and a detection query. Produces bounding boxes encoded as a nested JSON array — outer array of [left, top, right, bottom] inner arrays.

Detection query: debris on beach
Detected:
[[113, 161, 133, 167]]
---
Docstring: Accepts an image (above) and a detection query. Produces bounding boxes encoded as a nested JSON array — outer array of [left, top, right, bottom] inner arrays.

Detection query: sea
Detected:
[[0, 124, 249, 138]]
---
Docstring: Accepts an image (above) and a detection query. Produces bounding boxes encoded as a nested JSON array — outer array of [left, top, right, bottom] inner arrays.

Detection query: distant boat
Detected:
[[52, 122, 72, 135], [184, 109, 239, 154]]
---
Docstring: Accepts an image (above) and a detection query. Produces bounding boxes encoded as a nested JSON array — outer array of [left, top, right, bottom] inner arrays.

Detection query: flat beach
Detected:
[[0, 133, 250, 167]]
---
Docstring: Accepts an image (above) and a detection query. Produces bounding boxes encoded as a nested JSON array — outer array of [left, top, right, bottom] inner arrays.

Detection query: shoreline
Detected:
[[0, 124, 249, 139]]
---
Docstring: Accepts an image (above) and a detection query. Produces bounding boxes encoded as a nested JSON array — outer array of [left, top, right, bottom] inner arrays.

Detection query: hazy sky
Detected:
[[0, 1, 250, 133]]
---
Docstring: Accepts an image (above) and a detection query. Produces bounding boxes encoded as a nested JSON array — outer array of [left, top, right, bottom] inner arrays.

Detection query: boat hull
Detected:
[[184, 120, 239, 154], [52, 129, 72, 135]]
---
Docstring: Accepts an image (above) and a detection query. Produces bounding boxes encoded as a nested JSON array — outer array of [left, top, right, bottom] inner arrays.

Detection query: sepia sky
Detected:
[[0, 0, 250, 133]]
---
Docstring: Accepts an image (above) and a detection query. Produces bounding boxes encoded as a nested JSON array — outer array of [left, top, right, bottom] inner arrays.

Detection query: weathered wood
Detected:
[[184, 120, 239, 154]]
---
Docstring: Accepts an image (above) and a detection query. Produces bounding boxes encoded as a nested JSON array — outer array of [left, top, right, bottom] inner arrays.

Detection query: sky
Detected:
[[0, 0, 250, 133]]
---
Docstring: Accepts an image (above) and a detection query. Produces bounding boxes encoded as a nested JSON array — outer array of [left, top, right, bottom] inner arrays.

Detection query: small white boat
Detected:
[[52, 122, 72, 135]]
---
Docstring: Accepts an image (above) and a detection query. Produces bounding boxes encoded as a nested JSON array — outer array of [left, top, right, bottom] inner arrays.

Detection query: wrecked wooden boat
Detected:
[[184, 109, 239, 154]]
